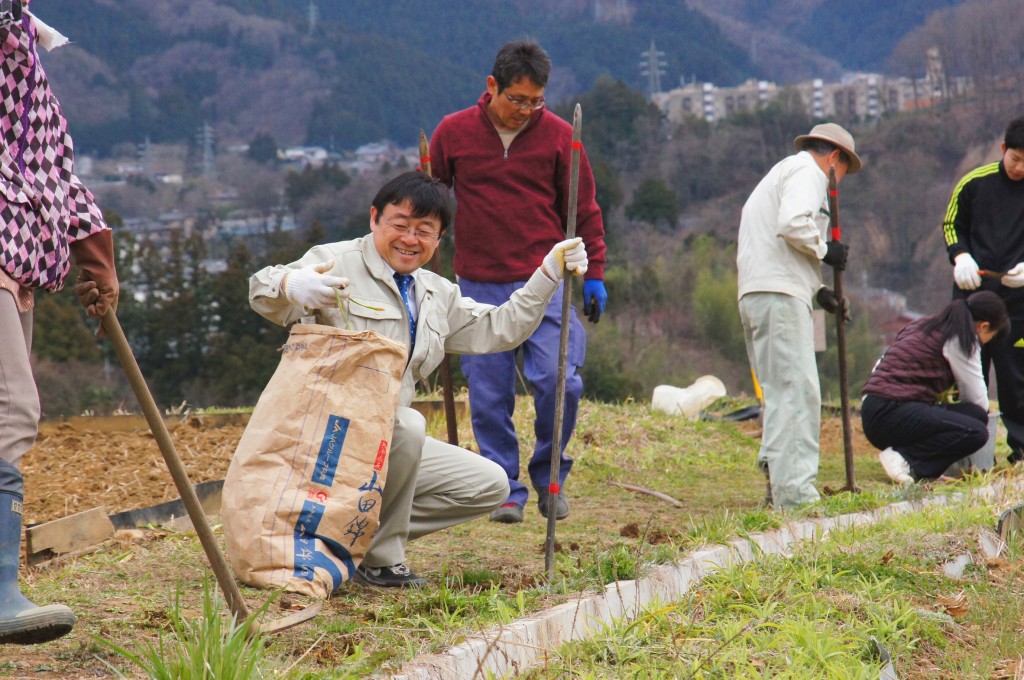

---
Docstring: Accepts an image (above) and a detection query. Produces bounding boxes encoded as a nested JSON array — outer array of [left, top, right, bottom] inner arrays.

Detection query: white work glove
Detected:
[[283, 261, 351, 309], [541, 237, 588, 281], [953, 253, 981, 291], [1002, 263, 1024, 288]]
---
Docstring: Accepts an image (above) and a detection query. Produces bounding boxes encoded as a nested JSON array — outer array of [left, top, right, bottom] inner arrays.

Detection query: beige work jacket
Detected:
[[249, 236, 559, 406]]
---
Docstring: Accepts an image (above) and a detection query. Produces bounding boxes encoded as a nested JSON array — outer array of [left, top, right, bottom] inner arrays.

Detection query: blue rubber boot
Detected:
[[0, 460, 75, 645]]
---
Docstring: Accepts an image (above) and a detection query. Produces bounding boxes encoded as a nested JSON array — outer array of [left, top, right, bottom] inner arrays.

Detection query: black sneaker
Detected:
[[353, 563, 426, 588], [535, 487, 569, 520]]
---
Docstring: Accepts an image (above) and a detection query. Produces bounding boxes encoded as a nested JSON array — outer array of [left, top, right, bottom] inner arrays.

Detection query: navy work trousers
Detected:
[[458, 278, 585, 508]]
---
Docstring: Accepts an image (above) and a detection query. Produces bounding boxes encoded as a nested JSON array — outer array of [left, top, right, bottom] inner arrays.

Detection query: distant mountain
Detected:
[[795, 0, 965, 71], [35, 0, 971, 155], [685, 0, 967, 82]]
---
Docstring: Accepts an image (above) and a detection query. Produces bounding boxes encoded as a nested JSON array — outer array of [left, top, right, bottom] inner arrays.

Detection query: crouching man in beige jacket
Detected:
[[249, 171, 587, 587]]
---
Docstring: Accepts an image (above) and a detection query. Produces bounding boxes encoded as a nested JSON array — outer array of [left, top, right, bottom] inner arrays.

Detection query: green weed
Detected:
[[523, 488, 1024, 677], [95, 579, 273, 679]]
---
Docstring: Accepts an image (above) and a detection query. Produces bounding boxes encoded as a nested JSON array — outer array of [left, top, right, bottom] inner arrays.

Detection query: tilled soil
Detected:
[[21, 416, 244, 525], [19, 412, 874, 527]]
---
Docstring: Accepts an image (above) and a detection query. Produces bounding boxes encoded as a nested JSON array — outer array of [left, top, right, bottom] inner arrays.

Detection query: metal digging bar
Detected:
[[545, 103, 582, 579], [827, 166, 859, 493], [419, 129, 460, 446], [102, 310, 322, 634]]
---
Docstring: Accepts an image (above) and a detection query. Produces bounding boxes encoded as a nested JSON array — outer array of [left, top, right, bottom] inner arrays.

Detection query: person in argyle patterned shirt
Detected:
[[1, 0, 118, 645]]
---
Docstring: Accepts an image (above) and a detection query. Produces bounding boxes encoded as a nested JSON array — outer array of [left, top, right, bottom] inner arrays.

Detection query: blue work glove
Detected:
[[582, 279, 607, 324]]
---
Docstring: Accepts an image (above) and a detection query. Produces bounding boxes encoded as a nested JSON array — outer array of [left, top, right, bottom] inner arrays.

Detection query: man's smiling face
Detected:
[[370, 200, 442, 274]]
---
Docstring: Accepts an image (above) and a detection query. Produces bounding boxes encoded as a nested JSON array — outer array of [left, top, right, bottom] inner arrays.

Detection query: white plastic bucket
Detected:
[[943, 411, 998, 477], [651, 375, 727, 420]]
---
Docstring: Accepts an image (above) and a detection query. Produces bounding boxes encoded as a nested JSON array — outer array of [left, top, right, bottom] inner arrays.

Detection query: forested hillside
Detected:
[[797, 0, 963, 70], [671, 0, 963, 82], [40, 0, 977, 155], [44, 0, 752, 154]]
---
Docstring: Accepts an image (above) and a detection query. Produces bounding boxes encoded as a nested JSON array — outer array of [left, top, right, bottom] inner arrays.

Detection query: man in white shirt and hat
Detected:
[[736, 123, 862, 510]]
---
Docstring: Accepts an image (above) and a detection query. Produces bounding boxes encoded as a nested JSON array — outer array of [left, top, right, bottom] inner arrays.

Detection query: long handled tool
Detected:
[[545, 104, 582, 579], [102, 309, 250, 621], [102, 310, 324, 634], [827, 167, 859, 493], [419, 130, 460, 446]]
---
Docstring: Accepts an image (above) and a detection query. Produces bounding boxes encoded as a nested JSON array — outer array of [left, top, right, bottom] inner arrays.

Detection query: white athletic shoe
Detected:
[[879, 448, 914, 485]]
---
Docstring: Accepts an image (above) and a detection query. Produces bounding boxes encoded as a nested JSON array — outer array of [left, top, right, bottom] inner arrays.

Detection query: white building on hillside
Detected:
[[653, 50, 971, 125]]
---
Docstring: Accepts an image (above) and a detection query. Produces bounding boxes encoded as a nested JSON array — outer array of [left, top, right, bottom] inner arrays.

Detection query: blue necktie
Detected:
[[394, 273, 416, 346]]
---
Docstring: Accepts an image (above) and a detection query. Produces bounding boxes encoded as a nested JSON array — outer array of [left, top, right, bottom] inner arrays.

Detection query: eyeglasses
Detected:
[[503, 92, 546, 111], [382, 216, 441, 242]]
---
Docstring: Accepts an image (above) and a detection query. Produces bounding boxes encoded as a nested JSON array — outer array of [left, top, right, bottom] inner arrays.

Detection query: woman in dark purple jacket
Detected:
[[862, 291, 1008, 484]]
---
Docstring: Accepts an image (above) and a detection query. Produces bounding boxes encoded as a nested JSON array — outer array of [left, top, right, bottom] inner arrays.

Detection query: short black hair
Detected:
[[1005, 115, 1024, 151], [491, 40, 551, 91], [371, 172, 455, 232]]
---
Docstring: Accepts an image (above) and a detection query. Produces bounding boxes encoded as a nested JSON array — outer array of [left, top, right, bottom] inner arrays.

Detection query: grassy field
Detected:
[[522, 490, 1024, 678], [4, 397, 1023, 678]]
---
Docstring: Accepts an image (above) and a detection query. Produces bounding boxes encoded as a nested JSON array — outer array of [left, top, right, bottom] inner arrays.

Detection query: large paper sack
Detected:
[[222, 324, 406, 598]]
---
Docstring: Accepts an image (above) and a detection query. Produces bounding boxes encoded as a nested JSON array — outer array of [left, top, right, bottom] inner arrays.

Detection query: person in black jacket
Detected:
[[944, 115, 1024, 464], [862, 292, 1008, 484]]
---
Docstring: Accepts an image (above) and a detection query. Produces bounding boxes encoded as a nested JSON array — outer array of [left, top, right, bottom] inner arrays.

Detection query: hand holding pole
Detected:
[[827, 167, 858, 493], [545, 104, 582, 578], [419, 129, 459, 447]]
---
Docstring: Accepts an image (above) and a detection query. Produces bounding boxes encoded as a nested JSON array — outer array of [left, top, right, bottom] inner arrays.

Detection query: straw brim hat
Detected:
[[793, 122, 862, 174]]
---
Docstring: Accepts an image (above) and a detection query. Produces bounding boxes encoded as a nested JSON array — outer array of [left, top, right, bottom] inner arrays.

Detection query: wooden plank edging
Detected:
[[25, 507, 114, 566]]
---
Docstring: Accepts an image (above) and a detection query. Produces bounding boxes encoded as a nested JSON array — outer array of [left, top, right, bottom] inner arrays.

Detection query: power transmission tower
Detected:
[[136, 136, 151, 173], [308, 2, 319, 35], [196, 122, 216, 179], [639, 39, 667, 97]]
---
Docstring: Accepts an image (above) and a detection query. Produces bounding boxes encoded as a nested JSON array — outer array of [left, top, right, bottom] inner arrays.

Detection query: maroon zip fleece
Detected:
[[430, 92, 606, 283]]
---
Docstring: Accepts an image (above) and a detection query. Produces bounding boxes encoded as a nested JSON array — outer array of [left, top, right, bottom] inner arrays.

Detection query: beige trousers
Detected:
[[364, 406, 509, 567], [739, 292, 822, 509], [0, 290, 39, 468]]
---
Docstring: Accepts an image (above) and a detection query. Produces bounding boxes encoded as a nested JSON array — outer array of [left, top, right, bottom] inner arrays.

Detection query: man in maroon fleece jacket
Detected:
[[430, 40, 608, 524]]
